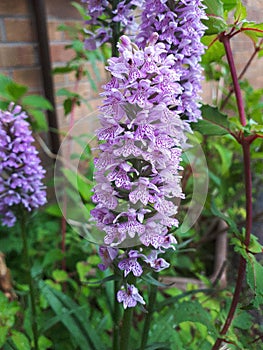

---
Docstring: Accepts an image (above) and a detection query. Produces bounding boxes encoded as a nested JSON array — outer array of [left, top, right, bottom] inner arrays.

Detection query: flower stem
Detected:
[[140, 274, 158, 350], [113, 280, 121, 350], [111, 0, 121, 57], [119, 307, 133, 350], [212, 140, 253, 350], [20, 211, 39, 350], [220, 33, 246, 126]]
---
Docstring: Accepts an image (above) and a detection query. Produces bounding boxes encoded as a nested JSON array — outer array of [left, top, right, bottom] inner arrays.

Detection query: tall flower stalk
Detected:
[[0, 104, 47, 350], [87, 0, 206, 347]]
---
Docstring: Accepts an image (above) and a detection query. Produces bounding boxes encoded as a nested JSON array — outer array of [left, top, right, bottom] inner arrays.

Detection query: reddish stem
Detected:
[[212, 32, 254, 350], [221, 41, 262, 109], [220, 34, 246, 126], [230, 27, 263, 39]]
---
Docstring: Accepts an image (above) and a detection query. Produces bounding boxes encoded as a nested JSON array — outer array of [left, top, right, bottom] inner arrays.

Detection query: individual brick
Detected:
[[0, 44, 37, 68], [4, 18, 36, 42], [13, 68, 42, 90], [0, 0, 28, 15]]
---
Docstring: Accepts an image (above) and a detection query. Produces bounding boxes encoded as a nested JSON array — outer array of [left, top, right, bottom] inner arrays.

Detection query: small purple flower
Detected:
[[0, 104, 46, 227], [118, 256, 143, 277], [98, 246, 118, 271], [144, 250, 170, 272], [117, 284, 145, 309]]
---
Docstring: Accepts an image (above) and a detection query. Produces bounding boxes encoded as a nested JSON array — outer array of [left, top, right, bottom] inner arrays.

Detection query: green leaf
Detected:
[[234, 0, 247, 21], [242, 22, 263, 44], [141, 274, 170, 287], [201, 36, 225, 65], [63, 98, 73, 116], [248, 234, 263, 254], [28, 109, 48, 131], [0, 74, 12, 94], [43, 248, 64, 268], [221, 0, 238, 11], [213, 143, 233, 175], [38, 335, 53, 350], [84, 274, 121, 285], [52, 269, 68, 282], [192, 105, 230, 136], [7, 81, 27, 101], [11, 331, 30, 350], [211, 200, 239, 234], [71, 1, 89, 19], [22, 95, 53, 110], [233, 309, 253, 330], [246, 254, 263, 307], [174, 301, 217, 335], [203, 0, 228, 35], [62, 168, 93, 201], [39, 281, 106, 350], [53, 66, 74, 74], [45, 203, 63, 218], [56, 88, 79, 98]]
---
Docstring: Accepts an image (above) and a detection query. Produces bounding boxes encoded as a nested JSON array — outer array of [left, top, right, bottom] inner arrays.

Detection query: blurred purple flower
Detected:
[[82, 0, 139, 50], [0, 104, 46, 227], [117, 283, 145, 309], [98, 246, 118, 271]]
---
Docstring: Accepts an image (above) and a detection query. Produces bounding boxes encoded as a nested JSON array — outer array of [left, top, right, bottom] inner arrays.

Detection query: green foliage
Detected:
[[0, 74, 52, 131], [202, 0, 227, 35], [192, 105, 230, 135]]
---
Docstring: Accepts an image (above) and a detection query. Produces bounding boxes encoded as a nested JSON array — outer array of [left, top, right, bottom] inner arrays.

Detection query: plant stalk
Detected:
[[20, 211, 39, 350], [221, 41, 262, 110], [119, 307, 133, 350], [212, 140, 253, 350], [220, 34, 246, 126], [140, 275, 158, 350], [111, 0, 121, 57], [113, 280, 121, 350]]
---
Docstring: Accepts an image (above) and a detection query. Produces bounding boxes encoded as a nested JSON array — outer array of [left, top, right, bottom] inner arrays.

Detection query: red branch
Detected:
[[219, 33, 246, 126]]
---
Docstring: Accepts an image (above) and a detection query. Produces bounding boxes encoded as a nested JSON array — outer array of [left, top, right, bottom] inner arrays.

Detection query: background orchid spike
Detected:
[[81, 0, 140, 50], [0, 103, 46, 227], [137, 0, 207, 122]]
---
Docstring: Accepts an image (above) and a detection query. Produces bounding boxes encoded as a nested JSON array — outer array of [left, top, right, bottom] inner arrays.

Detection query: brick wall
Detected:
[[0, 1, 262, 130], [0, 0, 107, 138]]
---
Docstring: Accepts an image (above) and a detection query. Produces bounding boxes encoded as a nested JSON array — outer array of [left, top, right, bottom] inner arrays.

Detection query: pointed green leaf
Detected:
[[7, 82, 27, 101], [246, 254, 263, 307], [234, 0, 247, 22], [174, 301, 217, 335], [203, 0, 227, 35], [22, 95, 53, 110], [39, 281, 106, 350], [201, 36, 225, 65], [28, 109, 48, 131], [221, 0, 238, 11], [242, 22, 263, 43], [192, 105, 230, 136], [11, 331, 30, 350]]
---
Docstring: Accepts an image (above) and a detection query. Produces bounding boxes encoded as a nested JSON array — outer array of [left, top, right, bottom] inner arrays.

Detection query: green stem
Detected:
[[111, 0, 121, 57], [140, 274, 158, 350], [119, 307, 133, 350], [20, 212, 39, 350], [113, 280, 121, 350]]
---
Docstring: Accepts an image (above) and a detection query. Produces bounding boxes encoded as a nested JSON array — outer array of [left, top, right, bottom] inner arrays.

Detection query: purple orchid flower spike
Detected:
[[0, 104, 46, 227]]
